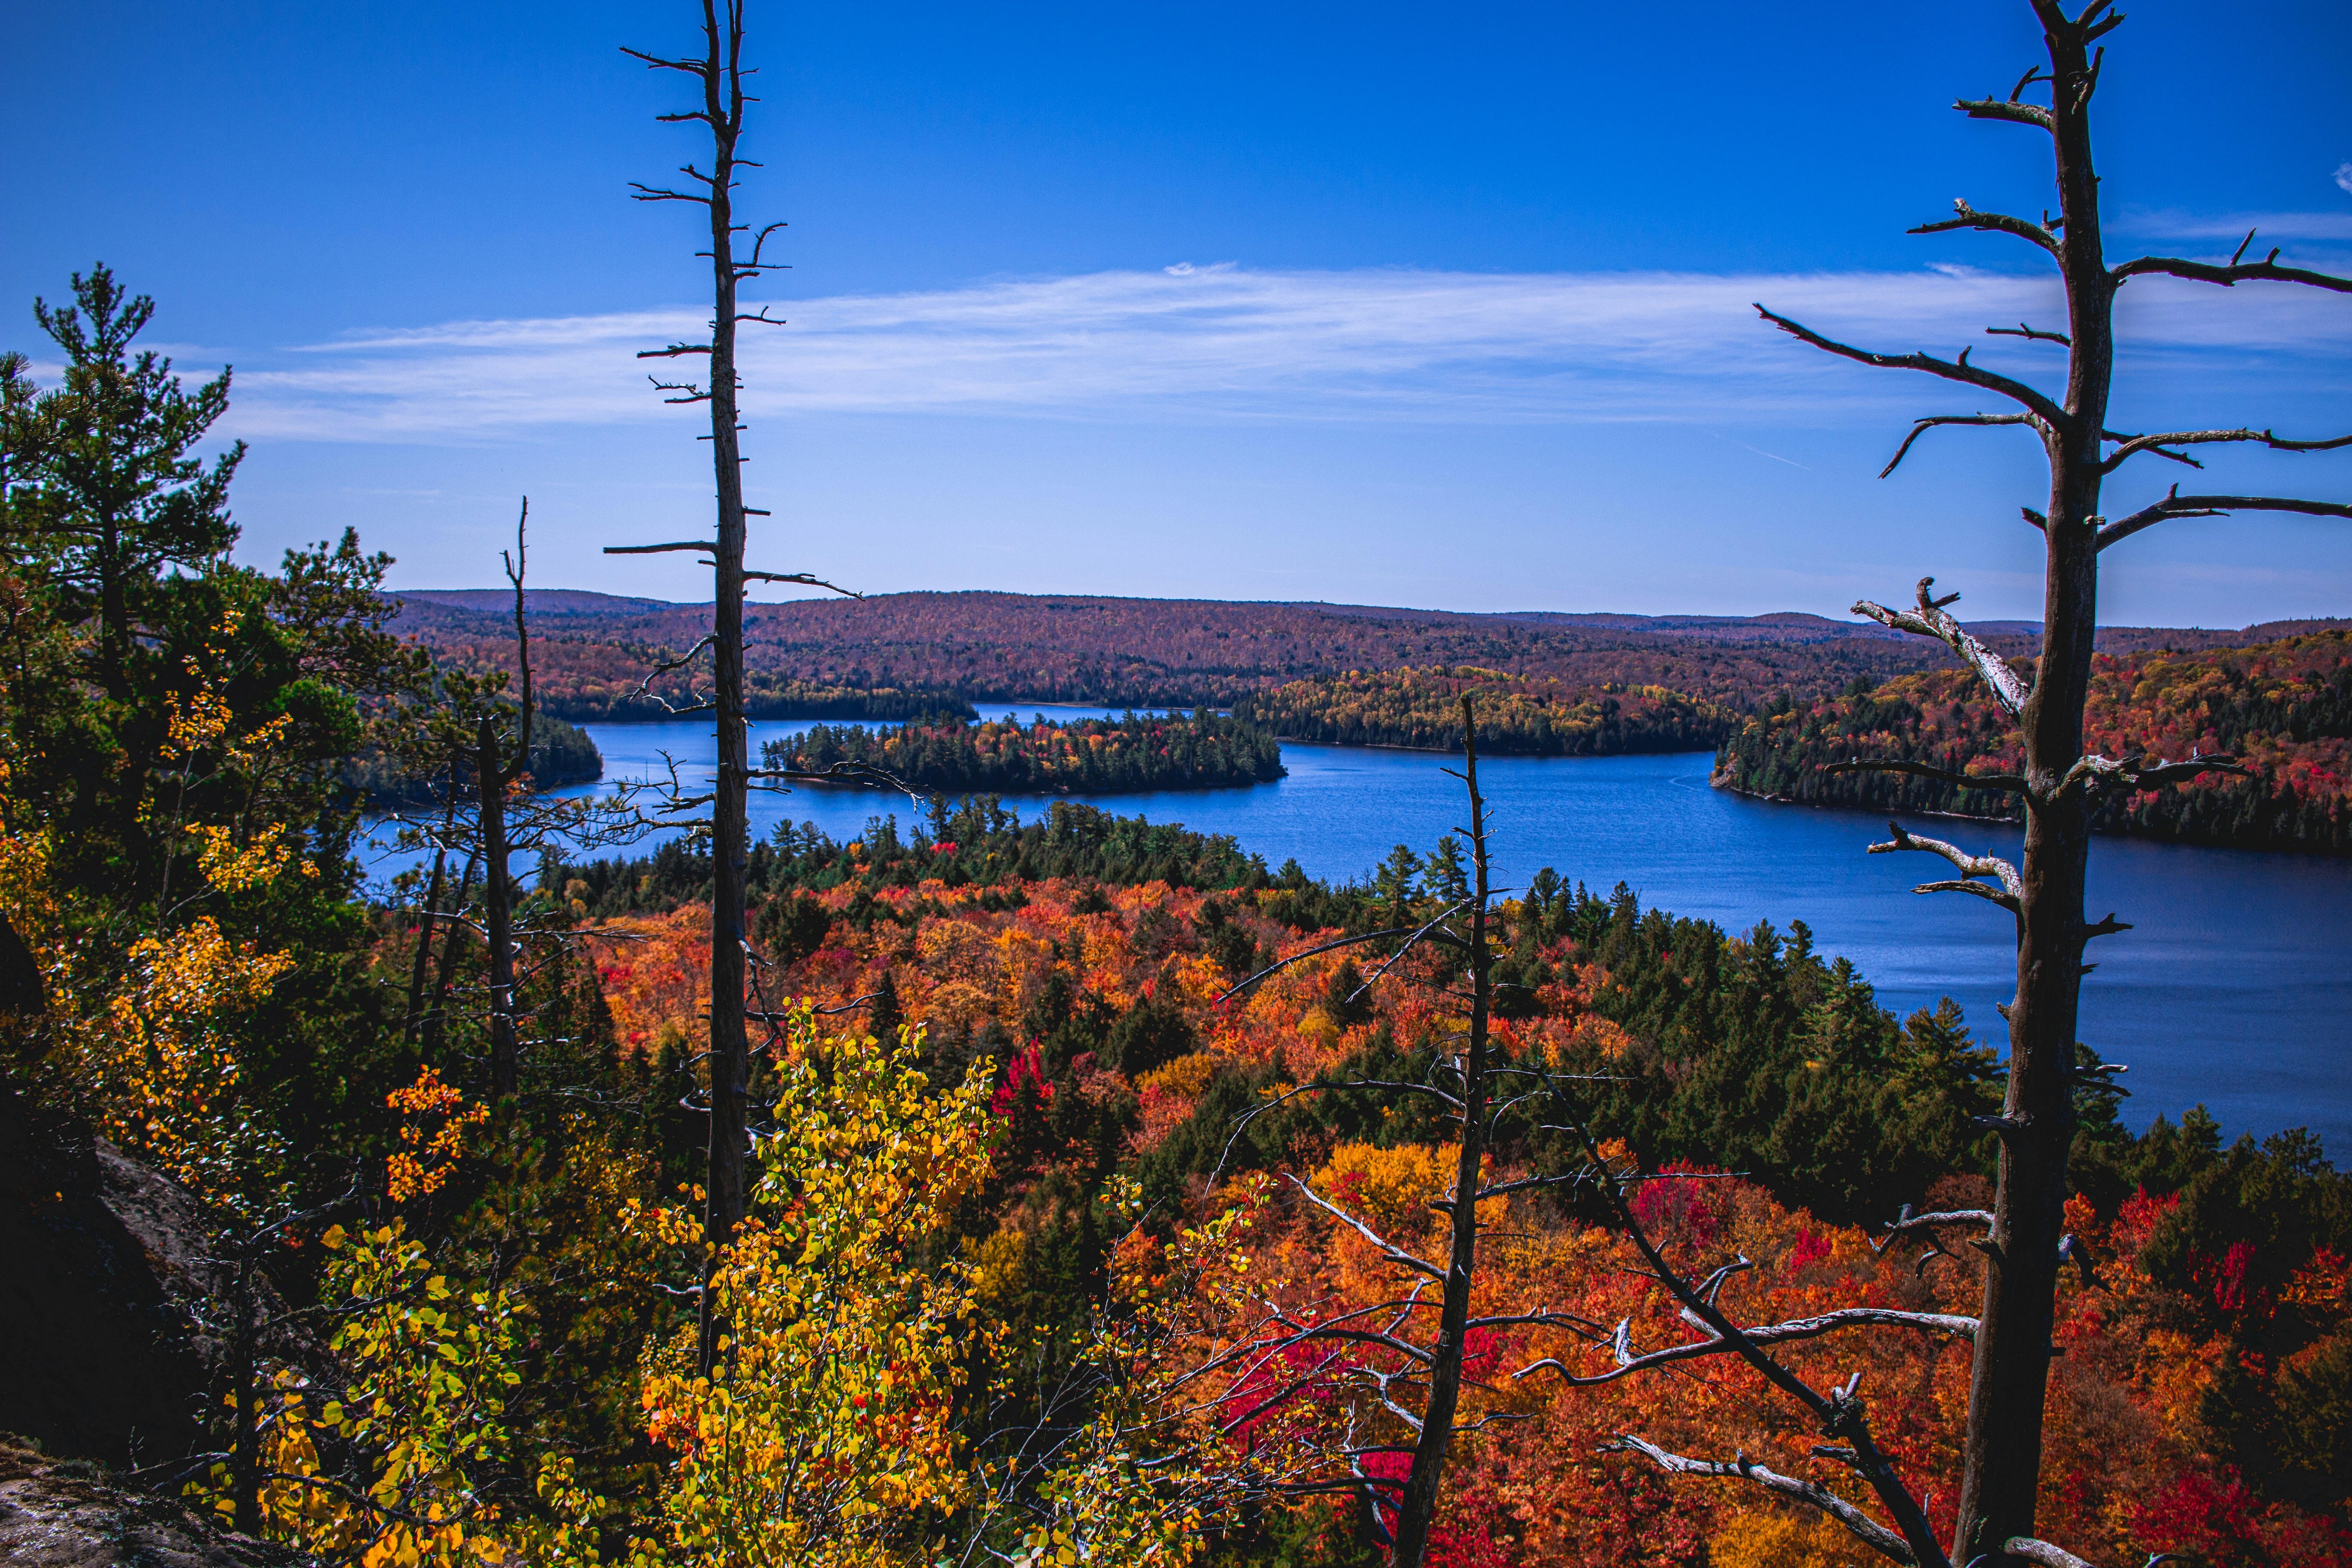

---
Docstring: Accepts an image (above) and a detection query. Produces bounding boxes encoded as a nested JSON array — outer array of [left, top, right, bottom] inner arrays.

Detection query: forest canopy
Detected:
[[763, 709, 1285, 796], [1711, 628, 2352, 854], [1235, 667, 1734, 755]]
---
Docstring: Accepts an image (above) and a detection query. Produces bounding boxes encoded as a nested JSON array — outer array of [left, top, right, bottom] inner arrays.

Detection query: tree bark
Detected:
[[1389, 700, 1491, 1568], [404, 835, 450, 1046], [478, 718, 517, 1104], [1951, 11, 2109, 1559], [694, 1, 753, 1378], [422, 850, 477, 1061]]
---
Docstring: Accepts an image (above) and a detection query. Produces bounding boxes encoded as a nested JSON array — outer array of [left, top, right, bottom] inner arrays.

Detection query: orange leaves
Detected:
[[384, 1066, 488, 1204], [581, 907, 710, 1057]]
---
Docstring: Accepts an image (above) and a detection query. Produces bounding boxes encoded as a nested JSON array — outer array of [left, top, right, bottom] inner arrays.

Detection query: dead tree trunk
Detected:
[[1758, 3, 2349, 1558], [1176, 700, 1613, 1568], [421, 849, 477, 1061], [1387, 699, 1494, 1567], [478, 714, 516, 1103], [616, 0, 790, 1377], [403, 838, 450, 1046]]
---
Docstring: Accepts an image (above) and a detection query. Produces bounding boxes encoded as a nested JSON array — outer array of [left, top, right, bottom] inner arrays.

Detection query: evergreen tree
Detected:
[[12, 266, 242, 699]]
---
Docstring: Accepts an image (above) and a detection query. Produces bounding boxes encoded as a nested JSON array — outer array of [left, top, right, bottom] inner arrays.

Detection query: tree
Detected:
[[1151, 700, 1610, 1568], [610, 0, 875, 1378], [12, 265, 241, 700], [1755, 3, 2350, 1560], [386, 501, 629, 1105]]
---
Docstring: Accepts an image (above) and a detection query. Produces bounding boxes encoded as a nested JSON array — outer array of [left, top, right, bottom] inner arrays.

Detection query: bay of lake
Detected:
[[361, 703, 2352, 1156]]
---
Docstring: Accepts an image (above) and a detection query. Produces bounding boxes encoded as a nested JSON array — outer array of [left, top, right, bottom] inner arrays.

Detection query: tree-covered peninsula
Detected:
[[343, 712, 604, 807], [760, 708, 1285, 795], [1711, 628, 2352, 854], [1234, 666, 1734, 754]]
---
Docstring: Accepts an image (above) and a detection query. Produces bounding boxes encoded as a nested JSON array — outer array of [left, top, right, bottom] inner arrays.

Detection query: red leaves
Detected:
[[2132, 1469, 2352, 1568], [1626, 1162, 1725, 1249], [990, 1042, 1054, 1120]]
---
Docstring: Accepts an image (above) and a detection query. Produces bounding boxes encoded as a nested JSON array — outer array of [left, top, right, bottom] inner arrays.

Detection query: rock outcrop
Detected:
[[0, 1437, 312, 1568]]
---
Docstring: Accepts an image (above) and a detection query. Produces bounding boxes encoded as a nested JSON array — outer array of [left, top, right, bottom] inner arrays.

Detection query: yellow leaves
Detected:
[[162, 679, 236, 761], [81, 915, 295, 1207], [184, 821, 315, 891], [1709, 1507, 1883, 1568], [196, 1224, 525, 1568], [1313, 1140, 1465, 1235], [1135, 1050, 1219, 1099], [628, 1010, 995, 1566]]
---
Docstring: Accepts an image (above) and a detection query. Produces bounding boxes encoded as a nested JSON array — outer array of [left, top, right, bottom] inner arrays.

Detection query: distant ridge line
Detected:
[[388, 586, 2345, 648]]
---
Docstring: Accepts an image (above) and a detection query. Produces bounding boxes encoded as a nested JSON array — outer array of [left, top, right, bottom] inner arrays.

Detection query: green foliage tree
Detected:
[[12, 265, 241, 699]]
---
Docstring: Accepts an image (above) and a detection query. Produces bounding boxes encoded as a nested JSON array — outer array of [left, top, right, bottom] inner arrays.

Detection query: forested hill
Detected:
[[389, 588, 2336, 713], [1712, 628, 2352, 854], [1235, 667, 1734, 753]]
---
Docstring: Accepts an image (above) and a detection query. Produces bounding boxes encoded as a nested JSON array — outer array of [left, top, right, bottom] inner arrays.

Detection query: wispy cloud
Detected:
[[2114, 205, 2352, 242], [222, 263, 2352, 443], [2336, 163, 2352, 198]]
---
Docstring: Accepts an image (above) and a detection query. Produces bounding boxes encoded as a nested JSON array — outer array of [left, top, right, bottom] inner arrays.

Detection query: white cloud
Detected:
[[2114, 205, 2352, 242], [221, 263, 2352, 444], [2336, 163, 2352, 198]]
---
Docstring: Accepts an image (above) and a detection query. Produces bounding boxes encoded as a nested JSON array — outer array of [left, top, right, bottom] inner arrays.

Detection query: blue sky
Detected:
[[5, 0, 2349, 623]]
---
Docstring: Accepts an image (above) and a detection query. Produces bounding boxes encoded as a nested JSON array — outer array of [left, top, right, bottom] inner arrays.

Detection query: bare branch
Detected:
[[2058, 750, 2248, 796], [1986, 322, 2069, 346], [1286, 1174, 1446, 1283], [741, 569, 864, 598], [2000, 1541, 2095, 1568], [1851, 576, 2032, 717], [2097, 487, 2352, 550], [1609, 1436, 1916, 1565], [1907, 199, 2061, 259], [2112, 251, 2352, 293], [638, 343, 716, 359], [1211, 924, 1442, 1004], [1954, 95, 2055, 132], [1880, 413, 2044, 478], [1756, 306, 2069, 430], [1514, 1306, 1974, 1389], [2102, 426, 2352, 474], [1873, 1207, 1994, 1255], [1868, 820, 2022, 914], [603, 541, 720, 556]]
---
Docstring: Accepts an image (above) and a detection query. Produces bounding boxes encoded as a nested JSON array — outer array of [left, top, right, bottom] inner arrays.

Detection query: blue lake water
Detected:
[[362, 704, 2352, 1156]]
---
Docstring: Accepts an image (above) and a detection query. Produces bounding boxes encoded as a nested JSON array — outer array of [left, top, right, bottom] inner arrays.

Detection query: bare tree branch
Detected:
[[1868, 820, 2023, 914], [1987, 322, 2069, 346], [1286, 1173, 1447, 1283], [2096, 487, 2352, 550], [1755, 306, 2069, 430], [1880, 413, 2046, 478], [2058, 750, 2248, 796], [2001, 1541, 2095, 1568], [1851, 576, 2033, 717], [1608, 1436, 1917, 1565], [1954, 95, 2054, 132], [1211, 925, 1445, 1004], [2111, 250, 2352, 293], [1514, 1306, 1975, 1389], [740, 568, 864, 597], [1907, 199, 2061, 258], [603, 540, 721, 556], [2101, 425, 2352, 474]]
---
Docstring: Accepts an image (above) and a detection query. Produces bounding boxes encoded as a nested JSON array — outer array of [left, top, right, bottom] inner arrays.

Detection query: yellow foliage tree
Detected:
[[626, 1008, 998, 1567]]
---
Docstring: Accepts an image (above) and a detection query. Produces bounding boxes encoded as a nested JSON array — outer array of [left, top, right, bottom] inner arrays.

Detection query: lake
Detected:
[[362, 704, 2352, 1157]]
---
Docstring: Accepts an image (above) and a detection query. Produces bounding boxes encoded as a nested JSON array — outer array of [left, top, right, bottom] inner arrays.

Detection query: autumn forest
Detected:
[[4, 3, 2351, 1568]]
